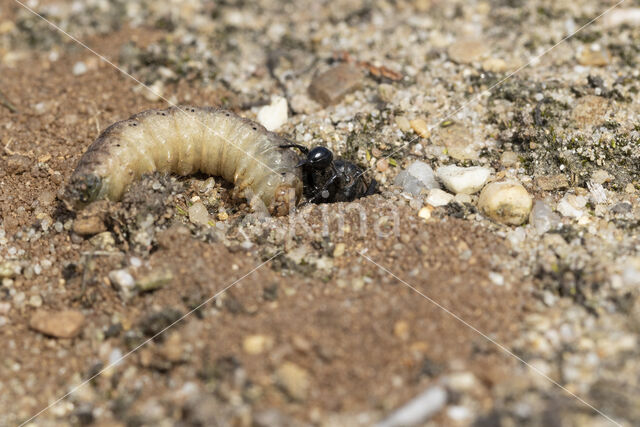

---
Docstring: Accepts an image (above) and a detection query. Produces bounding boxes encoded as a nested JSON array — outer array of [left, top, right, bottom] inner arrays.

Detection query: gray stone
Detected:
[[529, 201, 561, 234], [395, 161, 439, 195]]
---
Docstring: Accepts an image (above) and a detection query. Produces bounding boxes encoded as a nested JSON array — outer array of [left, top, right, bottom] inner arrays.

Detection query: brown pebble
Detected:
[[30, 310, 85, 338], [577, 48, 610, 67], [73, 215, 107, 236], [275, 361, 310, 401], [308, 64, 364, 106], [377, 158, 389, 172], [409, 118, 431, 139], [72, 200, 109, 236]]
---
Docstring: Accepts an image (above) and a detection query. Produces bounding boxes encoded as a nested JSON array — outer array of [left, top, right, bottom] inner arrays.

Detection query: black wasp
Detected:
[[281, 143, 378, 203]]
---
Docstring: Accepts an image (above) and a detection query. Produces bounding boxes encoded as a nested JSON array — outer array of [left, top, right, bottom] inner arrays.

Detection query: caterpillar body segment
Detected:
[[65, 106, 303, 216]]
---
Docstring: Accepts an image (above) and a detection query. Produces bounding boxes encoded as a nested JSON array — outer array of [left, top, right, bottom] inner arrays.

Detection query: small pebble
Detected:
[[375, 386, 447, 427], [29, 310, 85, 338], [426, 189, 454, 207], [557, 194, 587, 218], [436, 165, 491, 194], [377, 158, 389, 172], [447, 406, 472, 422], [603, 8, 640, 28], [72, 61, 88, 75], [73, 216, 107, 236], [418, 206, 433, 220], [28, 295, 43, 308], [0, 261, 20, 279], [333, 243, 346, 257], [188, 202, 211, 226], [395, 161, 439, 195], [378, 83, 396, 102], [109, 269, 136, 298], [136, 269, 173, 292], [488, 272, 505, 286], [482, 57, 508, 72], [445, 371, 478, 392], [243, 334, 274, 355], [577, 48, 610, 66], [308, 64, 364, 106], [275, 362, 310, 401], [478, 181, 533, 225], [409, 118, 431, 139], [257, 96, 288, 131], [529, 201, 561, 234]]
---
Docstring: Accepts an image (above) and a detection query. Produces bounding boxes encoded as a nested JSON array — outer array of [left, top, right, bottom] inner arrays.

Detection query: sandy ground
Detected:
[[1, 0, 639, 426]]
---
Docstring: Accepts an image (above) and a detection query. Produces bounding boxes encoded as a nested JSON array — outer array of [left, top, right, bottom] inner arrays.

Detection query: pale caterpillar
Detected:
[[65, 106, 303, 216]]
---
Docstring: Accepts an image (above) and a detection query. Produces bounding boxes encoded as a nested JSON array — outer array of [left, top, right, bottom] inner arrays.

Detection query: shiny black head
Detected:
[[305, 146, 333, 170], [280, 142, 378, 204]]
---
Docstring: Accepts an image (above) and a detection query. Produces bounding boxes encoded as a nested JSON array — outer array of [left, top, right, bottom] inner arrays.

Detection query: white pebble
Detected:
[[488, 272, 504, 286], [478, 181, 533, 225], [28, 294, 43, 308], [109, 269, 135, 292], [447, 406, 472, 422], [257, 96, 288, 131], [375, 386, 447, 427], [436, 165, 492, 194], [557, 194, 586, 218], [72, 61, 88, 76], [426, 188, 454, 207], [603, 8, 640, 28], [445, 371, 477, 392], [109, 348, 123, 366]]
